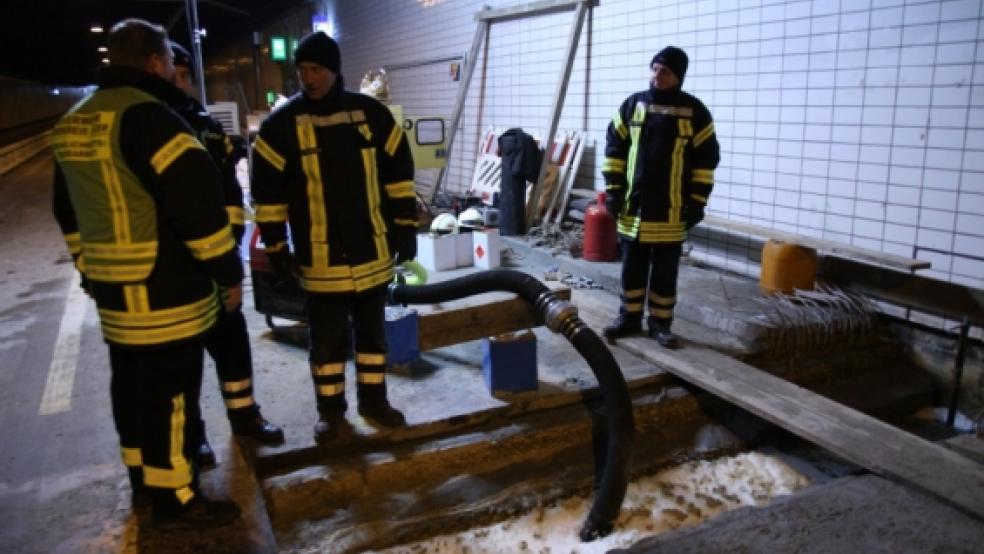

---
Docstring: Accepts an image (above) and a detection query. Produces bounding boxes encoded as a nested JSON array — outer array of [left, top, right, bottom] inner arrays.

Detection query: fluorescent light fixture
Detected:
[[98, 46, 107, 53], [90, 23, 104, 33]]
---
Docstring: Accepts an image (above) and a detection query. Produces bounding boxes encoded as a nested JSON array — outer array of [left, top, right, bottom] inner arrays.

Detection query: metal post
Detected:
[[186, 0, 207, 104], [946, 318, 971, 428]]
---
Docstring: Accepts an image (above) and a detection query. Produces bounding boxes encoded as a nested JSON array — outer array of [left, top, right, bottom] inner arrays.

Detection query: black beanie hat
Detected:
[[651, 46, 688, 84], [169, 40, 193, 71], [295, 31, 340, 74]]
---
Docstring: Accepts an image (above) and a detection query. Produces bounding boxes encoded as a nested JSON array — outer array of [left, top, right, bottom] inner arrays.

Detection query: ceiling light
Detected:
[[90, 23, 104, 33], [102, 58, 110, 64], [98, 46, 107, 53]]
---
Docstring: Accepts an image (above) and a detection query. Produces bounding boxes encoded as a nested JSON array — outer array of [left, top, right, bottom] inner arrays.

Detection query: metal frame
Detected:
[[430, 0, 595, 222]]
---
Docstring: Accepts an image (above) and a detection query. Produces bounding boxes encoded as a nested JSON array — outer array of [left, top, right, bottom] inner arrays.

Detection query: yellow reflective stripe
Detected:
[[184, 225, 235, 260], [624, 102, 647, 203], [385, 180, 416, 198], [602, 157, 626, 173], [693, 122, 715, 147], [98, 290, 217, 327], [362, 148, 387, 236], [385, 124, 403, 156], [678, 118, 693, 137], [253, 136, 285, 171], [617, 214, 641, 238], [123, 284, 149, 312], [121, 447, 142, 467], [296, 115, 329, 268], [100, 160, 130, 243], [692, 169, 714, 184], [226, 206, 245, 226], [64, 233, 81, 255], [300, 256, 394, 293], [623, 288, 646, 299], [143, 393, 192, 489], [690, 194, 708, 204], [310, 110, 365, 127], [84, 264, 154, 281], [623, 302, 643, 312], [176, 486, 195, 505], [669, 137, 687, 222], [224, 136, 234, 155], [356, 352, 386, 365], [222, 378, 252, 393], [648, 293, 675, 306], [255, 204, 288, 222], [393, 218, 418, 227], [150, 133, 204, 175], [648, 105, 694, 117], [317, 383, 345, 396], [649, 307, 673, 318], [100, 309, 218, 345], [313, 363, 345, 376], [612, 112, 628, 140], [82, 240, 157, 259], [637, 221, 687, 243], [225, 397, 255, 410], [358, 372, 386, 385]]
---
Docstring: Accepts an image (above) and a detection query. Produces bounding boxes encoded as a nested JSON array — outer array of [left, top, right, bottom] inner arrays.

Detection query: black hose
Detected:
[[389, 269, 634, 541]]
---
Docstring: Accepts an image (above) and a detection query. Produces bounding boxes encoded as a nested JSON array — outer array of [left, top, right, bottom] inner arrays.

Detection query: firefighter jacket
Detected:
[[51, 66, 243, 348], [250, 84, 416, 295], [168, 93, 246, 242], [602, 86, 720, 244]]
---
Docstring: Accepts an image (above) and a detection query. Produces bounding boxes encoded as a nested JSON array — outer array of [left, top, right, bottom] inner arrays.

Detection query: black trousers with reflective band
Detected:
[[109, 340, 203, 515], [619, 239, 682, 327], [306, 288, 388, 415], [204, 306, 256, 416]]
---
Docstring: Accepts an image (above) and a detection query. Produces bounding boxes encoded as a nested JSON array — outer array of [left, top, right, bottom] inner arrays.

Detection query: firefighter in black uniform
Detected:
[[602, 46, 720, 348], [251, 32, 418, 442], [51, 19, 240, 528], [168, 41, 284, 465]]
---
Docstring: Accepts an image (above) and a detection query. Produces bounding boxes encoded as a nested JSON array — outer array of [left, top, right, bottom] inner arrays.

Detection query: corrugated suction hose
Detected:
[[388, 269, 634, 540]]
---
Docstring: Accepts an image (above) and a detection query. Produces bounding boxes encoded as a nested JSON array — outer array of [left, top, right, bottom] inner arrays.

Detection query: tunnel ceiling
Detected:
[[2, 0, 304, 86]]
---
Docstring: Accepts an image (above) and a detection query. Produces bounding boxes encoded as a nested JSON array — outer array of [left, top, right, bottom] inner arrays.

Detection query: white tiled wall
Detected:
[[312, 0, 983, 291]]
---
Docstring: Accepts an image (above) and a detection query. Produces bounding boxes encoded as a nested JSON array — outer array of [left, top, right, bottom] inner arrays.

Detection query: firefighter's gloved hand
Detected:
[[267, 250, 299, 281], [390, 232, 417, 262], [684, 203, 705, 230]]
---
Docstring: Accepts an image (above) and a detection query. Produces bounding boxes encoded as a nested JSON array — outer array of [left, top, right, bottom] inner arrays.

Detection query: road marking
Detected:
[[39, 283, 88, 415]]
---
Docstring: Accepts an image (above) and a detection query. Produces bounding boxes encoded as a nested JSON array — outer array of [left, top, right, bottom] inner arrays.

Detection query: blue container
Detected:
[[481, 330, 538, 393], [385, 307, 420, 367]]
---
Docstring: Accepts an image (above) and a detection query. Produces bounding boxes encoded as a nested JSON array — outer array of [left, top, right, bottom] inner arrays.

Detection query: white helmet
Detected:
[[457, 207, 484, 229], [430, 213, 457, 234]]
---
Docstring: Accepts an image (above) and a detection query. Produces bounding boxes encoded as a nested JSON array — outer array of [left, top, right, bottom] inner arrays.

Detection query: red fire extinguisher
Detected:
[[583, 192, 618, 261]]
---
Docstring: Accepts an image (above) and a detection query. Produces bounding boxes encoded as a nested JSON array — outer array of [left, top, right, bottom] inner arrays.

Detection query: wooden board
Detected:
[[574, 291, 984, 520], [416, 285, 570, 351], [702, 215, 930, 271]]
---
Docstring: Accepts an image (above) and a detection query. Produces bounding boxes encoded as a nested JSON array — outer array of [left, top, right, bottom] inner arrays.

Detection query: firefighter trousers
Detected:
[[618, 239, 683, 328], [203, 306, 258, 420], [109, 340, 204, 515], [306, 288, 389, 415]]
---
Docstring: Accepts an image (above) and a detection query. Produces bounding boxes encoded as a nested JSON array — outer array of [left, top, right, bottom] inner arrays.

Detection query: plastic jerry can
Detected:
[[759, 239, 817, 295]]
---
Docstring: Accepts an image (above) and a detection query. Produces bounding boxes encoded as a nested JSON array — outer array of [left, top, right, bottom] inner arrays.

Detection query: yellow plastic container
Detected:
[[759, 239, 817, 295]]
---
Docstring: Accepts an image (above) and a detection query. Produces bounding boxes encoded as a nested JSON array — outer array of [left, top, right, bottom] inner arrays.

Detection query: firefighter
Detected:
[[602, 46, 720, 348], [167, 41, 284, 466], [250, 32, 418, 442], [51, 19, 240, 528]]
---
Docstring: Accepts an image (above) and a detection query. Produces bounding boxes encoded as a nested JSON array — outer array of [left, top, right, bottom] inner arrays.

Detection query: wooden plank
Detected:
[[702, 215, 930, 271], [819, 256, 984, 326], [417, 287, 570, 351], [622, 337, 984, 520], [573, 291, 984, 520], [525, 0, 590, 228], [551, 131, 587, 225], [476, 0, 586, 22]]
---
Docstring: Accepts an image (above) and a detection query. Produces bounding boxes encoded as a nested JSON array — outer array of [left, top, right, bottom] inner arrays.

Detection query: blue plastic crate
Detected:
[[481, 330, 538, 393]]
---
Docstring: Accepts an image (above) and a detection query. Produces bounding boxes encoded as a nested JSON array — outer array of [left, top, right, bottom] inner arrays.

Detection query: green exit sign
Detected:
[[270, 37, 287, 61]]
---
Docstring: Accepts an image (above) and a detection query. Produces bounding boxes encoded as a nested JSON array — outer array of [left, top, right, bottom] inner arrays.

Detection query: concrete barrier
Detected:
[[0, 131, 50, 176]]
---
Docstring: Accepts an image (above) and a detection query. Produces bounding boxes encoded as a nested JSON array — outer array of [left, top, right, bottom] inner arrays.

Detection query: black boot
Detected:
[[313, 410, 348, 444], [153, 494, 241, 530], [602, 314, 641, 344], [230, 407, 285, 445], [358, 398, 406, 428], [198, 437, 217, 470], [648, 321, 678, 349]]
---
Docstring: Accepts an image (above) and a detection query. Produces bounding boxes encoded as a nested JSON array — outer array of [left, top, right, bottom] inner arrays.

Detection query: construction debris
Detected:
[[526, 221, 583, 257]]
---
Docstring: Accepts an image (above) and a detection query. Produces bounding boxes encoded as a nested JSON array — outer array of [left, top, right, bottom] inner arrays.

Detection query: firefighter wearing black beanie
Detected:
[[294, 31, 341, 74], [601, 45, 720, 349]]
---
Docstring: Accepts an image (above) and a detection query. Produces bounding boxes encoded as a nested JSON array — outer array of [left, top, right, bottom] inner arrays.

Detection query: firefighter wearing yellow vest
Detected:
[[51, 19, 241, 529], [168, 41, 284, 466], [602, 46, 720, 348], [251, 32, 417, 443]]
